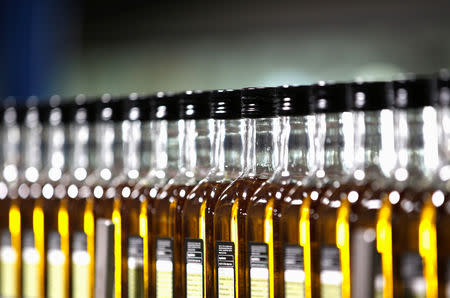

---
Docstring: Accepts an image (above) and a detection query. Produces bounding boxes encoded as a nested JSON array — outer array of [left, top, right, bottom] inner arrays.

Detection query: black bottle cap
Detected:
[[210, 89, 241, 119], [61, 94, 89, 125], [138, 95, 152, 122], [179, 90, 211, 120], [115, 93, 143, 122], [392, 76, 437, 109], [95, 93, 119, 122], [38, 95, 63, 125], [275, 85, 311, 116], [18, 96, 40, 126], [310, 82, 351, 114], [149, 92, 180, 121], [241, 87, 278, 118], [1, 96, 19, 125], [437, 69, 450, 107], [349, 81, 394, 111]]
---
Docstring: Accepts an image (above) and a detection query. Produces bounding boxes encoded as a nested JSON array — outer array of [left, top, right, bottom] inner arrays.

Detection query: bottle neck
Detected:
[[145, 120, 179, 183], [43, 123, 66, 181], [68, 122, 90, 181], [22, 121, 42, 183], [315, 112, 354, 181], [122, 120, 141, 179], [176, 119, 212, 183], [141, 121, 151, 175], [212, 118, 244, 181], [95, 121, 116, 174], [275, 115, 315, 182], [353, 110, 396, 180], [2, 123, 21, 183], [394, 107, 439, 183], [245, 117, 280, 179]]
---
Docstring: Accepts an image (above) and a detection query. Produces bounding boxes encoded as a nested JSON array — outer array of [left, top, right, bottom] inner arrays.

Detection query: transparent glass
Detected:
[[0, 106, 22, 297], [285, 112, 354, 298], [151, 119, 212, 297], [182, 118, 244, 297], [376, 107, 440, 298], [214, 117, 279, 298], [247, 115, 314, 298], [64, 115, 95, 298]]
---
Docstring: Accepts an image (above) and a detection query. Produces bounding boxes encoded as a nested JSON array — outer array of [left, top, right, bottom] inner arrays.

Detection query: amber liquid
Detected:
[[0, 192, 21, 297], [150, 184, 195, 297], [68, 187, 95, 298], [283, 184, 321, 298], [181, 181, 230, 297], [213, 177, 267, 298], [437, 192, 450, 298], [246, 182, 297, 297], [382, 187, 426, 298]]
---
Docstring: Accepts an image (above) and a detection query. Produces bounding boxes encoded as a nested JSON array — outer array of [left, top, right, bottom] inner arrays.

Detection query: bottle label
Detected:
[[350, 228, 380, 298], [185, 239, 204, 298], [216, 241, 235, 298], [128, 236, 144, 298], [0, 230, 18, 297], [320, 245, 342, 298], [22, 230, 40, 297], [72, 232, 90, 298], [400, 252, 426, 298], [249, 242, 269, 298], [47, 231, 65, 298], [156, 237, 174, 298], [284, 245, 305, 298]]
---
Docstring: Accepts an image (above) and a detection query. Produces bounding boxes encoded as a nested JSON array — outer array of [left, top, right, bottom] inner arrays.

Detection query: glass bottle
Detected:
[[152, 90, 212, 297], [214, 87, 279, 298], [376, 77, 439, 298], [246, 85, 314, 298], [85, 93, 122, 297], [0, 97, 22, 297], [434, 70, 450, 297], [29, 95, 69, 298], [139, 92, 180, 298], [112, 92, 148, 298], [285, 82, 353, 298], [181, 89, 243, 298], [333, 81, 395, 298], [61, 95, 96, 298]]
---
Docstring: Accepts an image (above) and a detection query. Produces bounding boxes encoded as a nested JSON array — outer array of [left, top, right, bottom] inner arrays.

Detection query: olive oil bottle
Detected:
[[0, 97, 22, 297], [214, 87, 279, 298], [181, 89, 243, 297], [140, 92, 180, 298], [334, 81, 395, 298], [285, 82, 354, 298], [84, 93, 123, 295], [61, 95, 96, 298], [246, 85, 313, 298], [376, 77, 439, 298], [152, 91, 212, 297]]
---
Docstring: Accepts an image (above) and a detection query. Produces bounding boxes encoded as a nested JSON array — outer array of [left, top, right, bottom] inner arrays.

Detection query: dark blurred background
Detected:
[[1, 0, 449, 100]]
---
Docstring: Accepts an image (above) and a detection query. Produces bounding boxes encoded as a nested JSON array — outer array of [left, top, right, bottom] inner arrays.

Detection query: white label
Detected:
[[249, 243, 269, 298], [156, 238, 173, 298], [216, 241, 235, 298], [320, 246, 342, 298], [186, 239, 204, 298], [284, 245, 305, 298]]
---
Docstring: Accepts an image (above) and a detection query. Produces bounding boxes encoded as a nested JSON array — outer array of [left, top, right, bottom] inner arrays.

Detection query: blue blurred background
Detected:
[[1, 0, 449, 101]]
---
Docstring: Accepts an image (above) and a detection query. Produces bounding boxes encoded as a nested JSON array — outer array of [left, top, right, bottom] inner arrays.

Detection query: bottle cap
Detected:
[[149, 92, 180, 121], [38, 95, 63, 126], [241, 87, 278, 118], [61, 94, 89, 125], [210, 89, 241, 119], [115, 92, 142, 122], [20, 96, 40, 127], [1, 96, 19, 126], [392, 76, 436, 109], [275, 85, 311, 116], [179, 90, 211, 120], [95, 93, 119, 122], [310, 82, 351, 114], [349, 81, 394, 111], [437, 69, 450, 107]]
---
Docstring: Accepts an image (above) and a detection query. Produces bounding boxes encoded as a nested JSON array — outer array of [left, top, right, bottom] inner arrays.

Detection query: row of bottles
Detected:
[[0, 71, 449, 298]]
